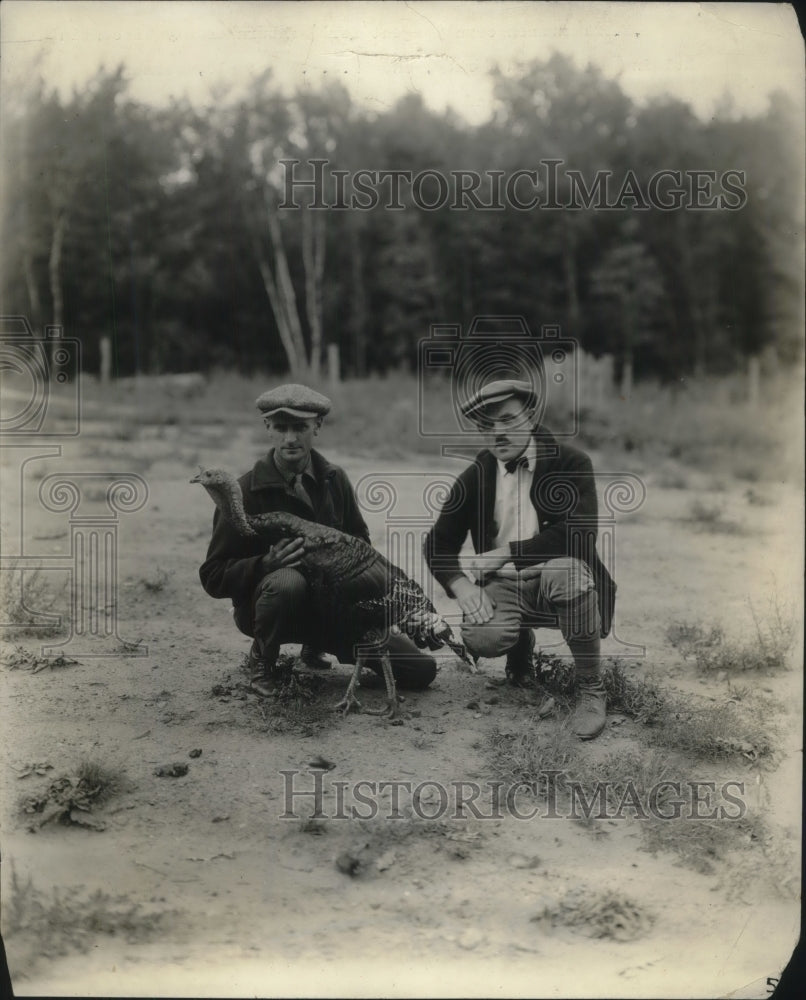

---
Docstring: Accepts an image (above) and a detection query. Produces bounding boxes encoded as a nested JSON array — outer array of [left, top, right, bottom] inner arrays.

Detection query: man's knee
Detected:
[[387, 633, 437, 690], [253, 568, 309, 638], [539, 558, 595, 605], [256, 568, 308, 605], [462, 621, 520, 659]]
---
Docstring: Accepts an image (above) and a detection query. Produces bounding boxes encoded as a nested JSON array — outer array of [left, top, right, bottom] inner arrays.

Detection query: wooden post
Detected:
[[328, 343, 340, 390], [620, 353, 633, 400], [100, 336, 111, 385], [748, 355, 760, 407]]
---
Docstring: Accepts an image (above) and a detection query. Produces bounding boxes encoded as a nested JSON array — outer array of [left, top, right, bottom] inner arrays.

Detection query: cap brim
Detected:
[[261, 406, 322, 419], [462, 393, 537, 420], [462, 391, 513, 416]]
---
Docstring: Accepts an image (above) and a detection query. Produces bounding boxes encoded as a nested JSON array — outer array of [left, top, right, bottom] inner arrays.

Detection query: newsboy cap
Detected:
[[460, 379, 538, 420], [255, 383, 332, 419]]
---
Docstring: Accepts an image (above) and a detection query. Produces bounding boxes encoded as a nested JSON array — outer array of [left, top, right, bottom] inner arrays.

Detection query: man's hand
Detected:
[[495, 563, 543, 581], [465, 546, 512, 583], [260, 537, 305, 574], [452, 576, 496, 625]]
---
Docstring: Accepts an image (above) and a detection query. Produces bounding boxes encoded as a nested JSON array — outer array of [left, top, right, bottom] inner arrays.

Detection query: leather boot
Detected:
[[300, 644, 332, 670], [505, 628, 536, 687], [571, 673, 607, 739], [246, 638, 288, 697]]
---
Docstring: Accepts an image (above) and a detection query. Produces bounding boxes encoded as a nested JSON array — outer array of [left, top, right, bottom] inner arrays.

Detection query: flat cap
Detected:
[[460, 379, 538, 420], [255, 383, 332, 419]]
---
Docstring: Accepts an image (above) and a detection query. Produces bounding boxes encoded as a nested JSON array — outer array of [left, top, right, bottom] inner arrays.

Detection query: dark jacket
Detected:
[[199, 448, 371, 622], [423, 429, 616, 637]]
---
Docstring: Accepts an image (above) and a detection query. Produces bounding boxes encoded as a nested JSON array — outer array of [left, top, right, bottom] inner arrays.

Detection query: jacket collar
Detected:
[[251, 448, 337, 491]]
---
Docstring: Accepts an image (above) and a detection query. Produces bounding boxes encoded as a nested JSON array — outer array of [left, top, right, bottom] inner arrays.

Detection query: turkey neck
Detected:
[[213, 482, 258, 536]]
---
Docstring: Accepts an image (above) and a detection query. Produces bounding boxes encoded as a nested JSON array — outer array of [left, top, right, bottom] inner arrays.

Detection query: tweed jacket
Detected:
[[198, 449, 371, 621], [423, 428, 616, 637]]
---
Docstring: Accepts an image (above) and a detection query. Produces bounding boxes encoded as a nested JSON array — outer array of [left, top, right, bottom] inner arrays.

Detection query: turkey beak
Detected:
[[189, 472, 201, 484]]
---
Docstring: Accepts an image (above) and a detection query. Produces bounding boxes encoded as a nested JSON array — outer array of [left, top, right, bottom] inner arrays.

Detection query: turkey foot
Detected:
[[363, 651, 402, 720], [334, 659, 364, 716]]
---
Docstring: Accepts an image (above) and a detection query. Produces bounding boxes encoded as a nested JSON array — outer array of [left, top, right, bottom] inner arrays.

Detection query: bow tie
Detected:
[[504, 455, 529, 475]]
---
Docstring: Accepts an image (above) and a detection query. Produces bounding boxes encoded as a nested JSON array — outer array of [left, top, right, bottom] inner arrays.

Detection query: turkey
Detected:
[[191, 467, 475, 718]]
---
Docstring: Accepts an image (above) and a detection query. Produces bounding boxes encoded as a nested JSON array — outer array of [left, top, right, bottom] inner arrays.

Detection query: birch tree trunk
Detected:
[[22, 235, 42, 330], [48, 208, 67, 374], [18, 111, 43, 330], [302, 204, 325, 379], [252, 231, 303, 375], [265, 196, 308, 373], [246, 191, 308, 376], [349, 220, 367, 376], [563, 223, 581, 340]]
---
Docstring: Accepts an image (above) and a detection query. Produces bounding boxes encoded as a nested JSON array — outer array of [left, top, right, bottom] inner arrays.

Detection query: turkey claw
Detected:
[[365, 697, 403, 720], [334, 694, 362, 716]]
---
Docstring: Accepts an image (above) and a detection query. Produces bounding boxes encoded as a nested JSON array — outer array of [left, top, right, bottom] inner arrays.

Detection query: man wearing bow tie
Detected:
[[424, 379, 615, 739]]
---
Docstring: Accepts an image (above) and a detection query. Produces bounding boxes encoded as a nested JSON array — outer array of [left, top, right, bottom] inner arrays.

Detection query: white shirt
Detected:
[[492, 440, 539, 548]]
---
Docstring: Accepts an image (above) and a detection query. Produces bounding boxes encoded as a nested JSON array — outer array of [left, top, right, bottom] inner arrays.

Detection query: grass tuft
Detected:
[[532, 654, 778, 765], [531, 888, 654, 941], [667, 600, 794, 674], [683, 500, 745, 534], [4, 865, 173, 973], [18, 759, 128, 830], [486, 719, 775, 874], [0, 563, 66, 638], [641, 811, 766, 876]]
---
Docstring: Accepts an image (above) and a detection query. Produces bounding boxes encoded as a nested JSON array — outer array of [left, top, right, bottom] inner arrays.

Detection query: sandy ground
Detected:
[[0, 412, 802, 998]]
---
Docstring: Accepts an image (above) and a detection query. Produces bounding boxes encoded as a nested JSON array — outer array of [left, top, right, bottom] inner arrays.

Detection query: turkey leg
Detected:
[[334, 656, 365, 716], [363, 649, 401, 719]]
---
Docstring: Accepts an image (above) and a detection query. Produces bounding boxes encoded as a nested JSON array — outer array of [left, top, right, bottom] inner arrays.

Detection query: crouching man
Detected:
[[199, 383, 437, 696], [424, 379, 616, 739]]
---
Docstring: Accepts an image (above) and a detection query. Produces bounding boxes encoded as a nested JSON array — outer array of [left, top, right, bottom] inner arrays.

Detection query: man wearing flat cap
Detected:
[[199, 383, 437, 695], [424, 378, 616, 739]]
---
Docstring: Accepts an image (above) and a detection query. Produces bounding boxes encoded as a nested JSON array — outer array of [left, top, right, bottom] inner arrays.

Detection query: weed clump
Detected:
[[683, 500, 745, 534], [532, 654, 778, 765], [0, 563, 66, 638], [19, 759, 127, 831], [667, 600, 794, 674], [4, 866, 173, 973], [532, 888, 654, 941]]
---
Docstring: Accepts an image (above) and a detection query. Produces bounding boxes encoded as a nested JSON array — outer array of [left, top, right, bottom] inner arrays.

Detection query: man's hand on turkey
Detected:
[[260, 537, 305, 574], [192, 467, 478, 719]]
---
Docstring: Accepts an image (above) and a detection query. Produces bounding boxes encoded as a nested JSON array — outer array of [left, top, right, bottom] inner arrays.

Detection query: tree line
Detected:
[[1, 54, 802, 382]]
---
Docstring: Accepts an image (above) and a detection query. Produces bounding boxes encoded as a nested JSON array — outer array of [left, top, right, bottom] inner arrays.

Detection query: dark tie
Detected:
[[505, 456, 528, 475], [291, 474, 314, 511]]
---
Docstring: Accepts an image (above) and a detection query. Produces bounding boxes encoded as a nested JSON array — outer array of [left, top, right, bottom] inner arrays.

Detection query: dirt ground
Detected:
[[0, 397, 802, 997]]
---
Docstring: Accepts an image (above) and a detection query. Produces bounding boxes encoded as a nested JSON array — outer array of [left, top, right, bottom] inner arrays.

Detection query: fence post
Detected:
[[748, 355, 760, 407], [100, 336, 111, 385], [328, 343, 340, 391]]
